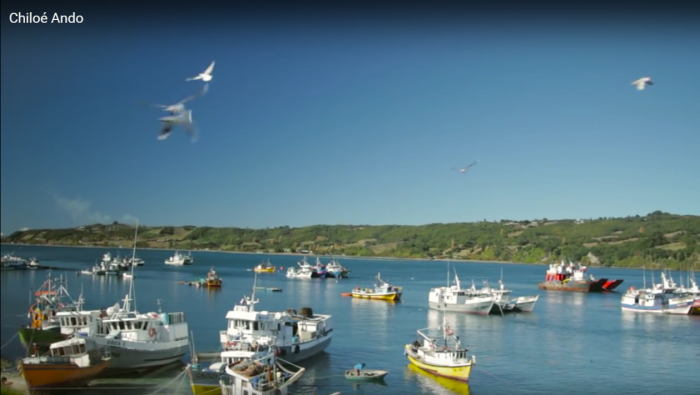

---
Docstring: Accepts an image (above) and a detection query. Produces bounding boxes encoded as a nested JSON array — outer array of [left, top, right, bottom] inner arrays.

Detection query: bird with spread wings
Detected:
[[451, 160, 479, 174]]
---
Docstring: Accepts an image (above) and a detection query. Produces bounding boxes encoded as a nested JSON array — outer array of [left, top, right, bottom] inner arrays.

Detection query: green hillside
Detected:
[[2, 211, 699, 269]]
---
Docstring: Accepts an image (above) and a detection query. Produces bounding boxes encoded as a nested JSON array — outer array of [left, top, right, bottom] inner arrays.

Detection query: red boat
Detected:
[[538, 260, 623, 292]]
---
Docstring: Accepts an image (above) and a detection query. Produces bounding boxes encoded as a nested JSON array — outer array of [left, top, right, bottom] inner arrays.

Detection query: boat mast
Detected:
[[126, 220, 139, 313], [643, 265, 646, 289]]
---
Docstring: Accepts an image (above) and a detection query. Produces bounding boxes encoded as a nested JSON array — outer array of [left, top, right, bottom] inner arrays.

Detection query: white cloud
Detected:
[[54, 196, 138, 226]]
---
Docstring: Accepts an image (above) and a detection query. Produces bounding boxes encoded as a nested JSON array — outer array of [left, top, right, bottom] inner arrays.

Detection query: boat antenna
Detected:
[[643, 265, 646, 289]]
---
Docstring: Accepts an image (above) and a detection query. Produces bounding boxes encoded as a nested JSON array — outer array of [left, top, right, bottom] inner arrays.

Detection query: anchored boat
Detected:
[[404, 314, 476, 382], [253, 259, 276, 273], [188, 274, 332, 395], [19, 337, 111, 389], [351, 273, 402, 301], [428, 265, 494, 315], [538, 260, 623, 292], [19, 272, 82, 348], [217, 349, 306, 395], [195, 267, 222, 288]]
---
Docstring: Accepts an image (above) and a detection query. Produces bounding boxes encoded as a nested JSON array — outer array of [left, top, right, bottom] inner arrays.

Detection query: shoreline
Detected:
[[0, 242, 683, 271]]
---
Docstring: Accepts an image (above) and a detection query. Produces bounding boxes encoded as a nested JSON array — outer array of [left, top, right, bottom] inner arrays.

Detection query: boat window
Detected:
[[278, 324, 281, 331], [143, 322, 149, 330], [127, 321, 133, 330], [135, 321, 142, 330], [111, 322, 118, 330], [119, 321, 125, 330], [70, 317, 77, 326]]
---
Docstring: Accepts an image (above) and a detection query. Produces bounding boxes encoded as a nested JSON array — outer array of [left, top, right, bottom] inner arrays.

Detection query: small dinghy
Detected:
[[344, 369, 389, 381]]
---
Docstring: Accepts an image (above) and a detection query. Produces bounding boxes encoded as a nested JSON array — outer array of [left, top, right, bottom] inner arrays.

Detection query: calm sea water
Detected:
[[1, 245, 699, 395]]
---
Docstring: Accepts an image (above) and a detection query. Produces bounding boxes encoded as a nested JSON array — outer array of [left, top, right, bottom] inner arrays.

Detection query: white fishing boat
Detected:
[[477, 269, 539, 314], [26, 258, 40, 269], [127, 256, 145, 266], [219, 275, 333, 362], [56, 222, 190, 371], [165, 251, 193, 265], [621, 268, 695, 315], [286, 266, 313, 279], [325, 258, 349, 278], [428, 264, 495, 315], [189, 274, 331, 394], [122, 272, 134, 279], [217, 349, 306, 395]]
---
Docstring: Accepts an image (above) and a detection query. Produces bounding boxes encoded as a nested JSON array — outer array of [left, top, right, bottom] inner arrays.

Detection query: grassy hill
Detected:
[[2, 211, 699, 269]]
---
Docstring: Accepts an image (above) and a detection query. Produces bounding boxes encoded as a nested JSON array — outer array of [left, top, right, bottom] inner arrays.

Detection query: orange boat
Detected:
[[19, 337, 111, 389]]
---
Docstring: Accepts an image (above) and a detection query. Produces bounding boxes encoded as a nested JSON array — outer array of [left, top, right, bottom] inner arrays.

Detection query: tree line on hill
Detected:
[[2, 211, 699, 270]]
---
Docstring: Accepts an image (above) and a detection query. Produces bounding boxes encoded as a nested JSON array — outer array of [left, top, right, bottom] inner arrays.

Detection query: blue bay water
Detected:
[[1, 245, 699, 395]]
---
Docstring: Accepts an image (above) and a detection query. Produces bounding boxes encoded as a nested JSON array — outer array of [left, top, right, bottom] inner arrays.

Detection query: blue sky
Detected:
[[1, 17, 699, 234]]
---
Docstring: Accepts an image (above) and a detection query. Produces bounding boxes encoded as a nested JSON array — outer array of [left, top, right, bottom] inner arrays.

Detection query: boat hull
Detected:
[[253, 268, 275, 273], [691, 299, 700, 315], [538, 278, 619, 292], [344, 369, 388, 381], [19, 359, 110, 389], [621, 302, 693, 315], [19, 326, 65, 348], [494, 295, 539, 314], [352, 291, 401, 301], [428, 300, 493, 315], [89, 337, 189, 371], [404, 345, 472, 382]]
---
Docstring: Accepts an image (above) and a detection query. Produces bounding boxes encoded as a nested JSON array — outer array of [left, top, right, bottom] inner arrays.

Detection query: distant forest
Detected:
[[3, 211, 699, 270]]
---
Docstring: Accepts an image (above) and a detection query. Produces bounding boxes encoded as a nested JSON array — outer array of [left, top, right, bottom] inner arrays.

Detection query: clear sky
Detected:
[[1, 9, 699, 234]]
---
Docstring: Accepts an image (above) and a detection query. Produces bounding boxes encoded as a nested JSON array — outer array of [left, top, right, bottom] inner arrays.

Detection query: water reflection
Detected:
[[404, 363, 470, 395], [350, 297, 396, 347]]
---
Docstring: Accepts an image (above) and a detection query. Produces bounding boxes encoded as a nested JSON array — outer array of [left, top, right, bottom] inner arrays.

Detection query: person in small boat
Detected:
[[354, 362, 365, 376], [1, 377, 12, 387]]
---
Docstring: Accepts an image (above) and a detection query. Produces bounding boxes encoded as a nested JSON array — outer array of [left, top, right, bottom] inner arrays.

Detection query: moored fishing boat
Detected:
[[325, 258, 350, 278], [195, 267, 222, 287], [351, 273, 402, 301], [621, 286, 695, 314], [19, 337, 111, 389], [477, 271, 539, 314], [404, 315, 476, 382], [311, 257, 327, 278], [538, 260, 623, 292], [428, 265, 494, 315], [19, 272, 82, 348], [189, 274, 332, 395], [217, 349, 306, 395], [165, 251, 193, 265], [253, 259, 276, 273]]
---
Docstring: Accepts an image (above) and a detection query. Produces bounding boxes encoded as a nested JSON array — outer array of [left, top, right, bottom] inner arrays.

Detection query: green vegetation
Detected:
[[2, 211, 700, 269], [1, 388, 24, 395]]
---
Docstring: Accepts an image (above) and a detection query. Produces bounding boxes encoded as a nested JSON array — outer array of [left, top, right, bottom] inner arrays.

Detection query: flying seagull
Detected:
[[452, 160, 479, 174], [158, 109, 198, 142], [186, 61, 215, 82], [631, 77, 653, 91], [139, 84, 209, 115]]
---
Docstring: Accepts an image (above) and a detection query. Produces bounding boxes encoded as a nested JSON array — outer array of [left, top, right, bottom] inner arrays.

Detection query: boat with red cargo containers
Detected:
[[538, 260, 623, 292]]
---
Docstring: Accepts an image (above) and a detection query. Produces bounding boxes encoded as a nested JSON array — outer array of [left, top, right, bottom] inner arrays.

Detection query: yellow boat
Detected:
[[350, 272, 402, 301], [253, 259, 276, 273], [404, 318, 476, 382], [405, 362, 471, 394]]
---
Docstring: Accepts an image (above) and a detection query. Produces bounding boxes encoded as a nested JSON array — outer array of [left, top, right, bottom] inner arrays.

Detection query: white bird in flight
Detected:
[[186, 61, 215, 82], [140, 84, 209, 115], [631, 77, 654, 91], [158, 109, 198, 142], [452, 160, 479, 174]]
